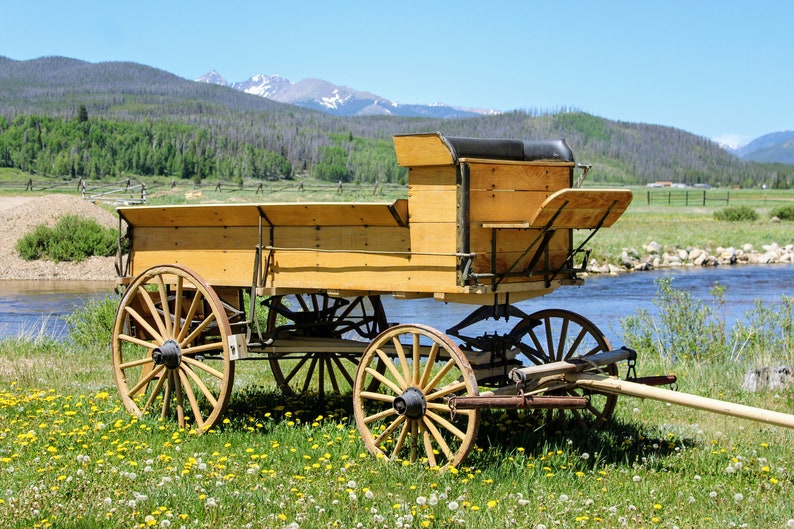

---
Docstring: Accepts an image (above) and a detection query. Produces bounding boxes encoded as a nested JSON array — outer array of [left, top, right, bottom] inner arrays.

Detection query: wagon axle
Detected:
[[151, 339, 181, 369], [393, 387, 427, 419]]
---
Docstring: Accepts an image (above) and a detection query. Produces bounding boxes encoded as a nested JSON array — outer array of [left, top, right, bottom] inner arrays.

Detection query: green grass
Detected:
[[2, 286, 794, 528]]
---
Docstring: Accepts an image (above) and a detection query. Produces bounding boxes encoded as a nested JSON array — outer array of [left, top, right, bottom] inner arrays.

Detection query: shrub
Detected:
[[15, 215, 117, 262], [770, 204, 794, 220], [713, 206, 758, 222], [64, 295, 120, 348]]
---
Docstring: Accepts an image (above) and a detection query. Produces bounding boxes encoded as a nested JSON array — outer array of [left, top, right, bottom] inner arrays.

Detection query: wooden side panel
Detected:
[[468, 163, 572, 223]]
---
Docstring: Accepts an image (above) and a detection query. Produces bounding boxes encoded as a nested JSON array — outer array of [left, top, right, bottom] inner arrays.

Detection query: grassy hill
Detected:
[[1, 56, 791, 188]]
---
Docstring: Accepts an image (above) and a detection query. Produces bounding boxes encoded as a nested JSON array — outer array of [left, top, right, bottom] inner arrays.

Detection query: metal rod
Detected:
[[570, 373, 794, 429]]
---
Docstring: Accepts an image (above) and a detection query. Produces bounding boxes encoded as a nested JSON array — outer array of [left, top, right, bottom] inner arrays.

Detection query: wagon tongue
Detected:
[[151, 339, 182, 369]]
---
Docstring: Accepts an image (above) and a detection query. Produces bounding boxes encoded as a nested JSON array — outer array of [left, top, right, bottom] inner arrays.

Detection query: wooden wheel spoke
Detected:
[[409, 420, 419, 463], [359, 390, 396, 403], [124, 305, 164, 344], [425, 380, 468, 402], [325, 357, 341, 394], [142, 373, 168, 413], [330, 355, 355, 388], [555, 318, 570, 360], [421, 415, 454, 461], [182, 341, 225, 356], [365, 366, 403, 395], [161, 373, 173, 419], [393, 337, 412, 384], [301, 356, 320, 393], [425, 409, 467, 441], [119, 354, 155, 370], [177, 368, 205, 429], [177, 290, 204, 342], [421, 422, 438, 468], [411, 333, 421, 386], [564, 327, 587, 360], [374, 414, 406, 447], [181, 312, 217, 348], [171, 370, 186, 427], [118, 333, 158, 351], [283, 354, 312, 385], [418, 342, 439, 388], [127, 364, 164, 398], [154, 275, 173, 337], [391, 419, 410, 459], [139, 287, 169, 339], [422, 358, 456, 394], [173, 276, 184, 339], [182, 355, 225, 380], [364, 407, 397, 425], [182, 364, 219, 408], [375, 347, 407, 389]]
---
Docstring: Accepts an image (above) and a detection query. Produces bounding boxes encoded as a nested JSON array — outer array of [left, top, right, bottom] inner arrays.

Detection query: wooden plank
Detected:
[[119, 200, 409, 228], [129, 249, 255, 287], [393, 133, 455, 167], [468, 163, 571, 191], [408, 188, 457, 224], [470, 189, 555, 222], [529, 189, 633, 229]]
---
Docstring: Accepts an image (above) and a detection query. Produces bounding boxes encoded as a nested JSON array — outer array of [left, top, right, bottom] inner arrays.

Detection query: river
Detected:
[[1, 265, 793, 344]]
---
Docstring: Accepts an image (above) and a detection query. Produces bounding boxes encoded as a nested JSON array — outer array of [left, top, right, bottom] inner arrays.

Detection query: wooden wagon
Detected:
[[112, 132, 794, 470]]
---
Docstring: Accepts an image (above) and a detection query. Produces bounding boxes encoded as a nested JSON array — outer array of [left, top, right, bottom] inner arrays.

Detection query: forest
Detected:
[[0, 56, 791, 188]]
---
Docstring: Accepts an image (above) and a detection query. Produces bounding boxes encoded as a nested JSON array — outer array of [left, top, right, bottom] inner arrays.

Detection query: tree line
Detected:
[[0, 111, 407, 184]]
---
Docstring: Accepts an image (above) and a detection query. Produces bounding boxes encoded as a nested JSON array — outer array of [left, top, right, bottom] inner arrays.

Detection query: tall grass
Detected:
[[1, 283, 793, 528]]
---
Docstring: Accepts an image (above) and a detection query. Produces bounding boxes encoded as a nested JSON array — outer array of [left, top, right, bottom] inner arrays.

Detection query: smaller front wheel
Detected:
[[353, 324, 480, 471]]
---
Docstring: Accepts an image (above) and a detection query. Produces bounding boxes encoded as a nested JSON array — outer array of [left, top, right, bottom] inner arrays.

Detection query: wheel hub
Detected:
[[393, 387, 427, 419], [152, 339, 182, 369]]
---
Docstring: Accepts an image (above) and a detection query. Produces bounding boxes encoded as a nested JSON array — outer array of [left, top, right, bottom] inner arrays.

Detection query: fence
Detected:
[[646, 189, 730, 206]]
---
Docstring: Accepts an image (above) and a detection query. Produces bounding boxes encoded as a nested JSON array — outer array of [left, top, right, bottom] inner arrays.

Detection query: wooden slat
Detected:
[[468, 163, 571, 191], [529, 189, 632, 229], [119, 200, 409, 228]]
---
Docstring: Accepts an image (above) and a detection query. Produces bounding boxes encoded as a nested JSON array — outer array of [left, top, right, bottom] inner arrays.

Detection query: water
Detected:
[[1, 265, 793, 343], [0, 280, 115, 340]]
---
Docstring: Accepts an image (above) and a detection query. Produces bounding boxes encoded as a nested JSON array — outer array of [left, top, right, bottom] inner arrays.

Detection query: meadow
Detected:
[[1, 278, 793, 528], [2, 173, 794, 528]]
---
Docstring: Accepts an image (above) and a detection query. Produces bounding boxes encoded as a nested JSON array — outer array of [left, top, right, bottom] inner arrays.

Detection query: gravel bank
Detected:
[[0, 195, 121, 281]]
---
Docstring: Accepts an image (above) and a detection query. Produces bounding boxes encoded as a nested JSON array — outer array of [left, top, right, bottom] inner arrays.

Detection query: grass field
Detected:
[[2, 170, 794, 527], [1, 286, 794, 528]]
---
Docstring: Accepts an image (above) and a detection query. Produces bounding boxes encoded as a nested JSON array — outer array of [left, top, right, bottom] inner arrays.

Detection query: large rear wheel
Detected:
[[265, 293, 387, 396]]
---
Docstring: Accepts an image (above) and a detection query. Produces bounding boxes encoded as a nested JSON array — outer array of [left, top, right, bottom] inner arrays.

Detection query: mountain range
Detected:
[[0, 55, 792, 187], [197, 69, 793, 165], [196, 70, 498, 119]]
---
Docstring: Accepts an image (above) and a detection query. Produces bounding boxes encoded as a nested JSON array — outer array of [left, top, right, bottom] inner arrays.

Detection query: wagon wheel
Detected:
[[510, 309, 617, 429], [353, 324, 480, 471], [265, 293, 388, 396], [112, 265, 235, 432]]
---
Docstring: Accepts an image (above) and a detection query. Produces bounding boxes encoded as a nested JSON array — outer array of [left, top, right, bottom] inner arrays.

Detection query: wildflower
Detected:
[[581, 452, 590, 460], [734, 493, 743, 502], [448, 501, 459, 511], [416, 496, 427, 505], [365, 490, 374, 500], [632, 475, 642, 482], [559, 494, 569, 502]]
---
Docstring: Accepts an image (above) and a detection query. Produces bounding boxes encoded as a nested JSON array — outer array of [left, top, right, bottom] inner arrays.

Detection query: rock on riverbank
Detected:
[[586, 241, 794, 275]]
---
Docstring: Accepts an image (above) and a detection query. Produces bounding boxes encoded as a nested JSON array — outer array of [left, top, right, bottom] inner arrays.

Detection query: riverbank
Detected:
[[0, 195, 119, 281]]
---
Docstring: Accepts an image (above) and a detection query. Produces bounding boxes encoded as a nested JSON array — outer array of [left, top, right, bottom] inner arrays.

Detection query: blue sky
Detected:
[[2, 0, 792, 147]]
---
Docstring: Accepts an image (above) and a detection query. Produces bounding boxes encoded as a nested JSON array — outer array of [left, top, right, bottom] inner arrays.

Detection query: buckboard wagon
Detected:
[[112, 132, 794, 470]]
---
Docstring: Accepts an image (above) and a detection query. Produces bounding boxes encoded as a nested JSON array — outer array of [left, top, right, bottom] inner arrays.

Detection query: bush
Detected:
[[713, 206, 758, 222], [15, 215, 117, 262], [64, 295, 120, 348], [770, 204, 794, 220]]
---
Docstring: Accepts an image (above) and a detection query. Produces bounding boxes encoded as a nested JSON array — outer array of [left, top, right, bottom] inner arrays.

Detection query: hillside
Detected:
[[1, 56, 791, 188]]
